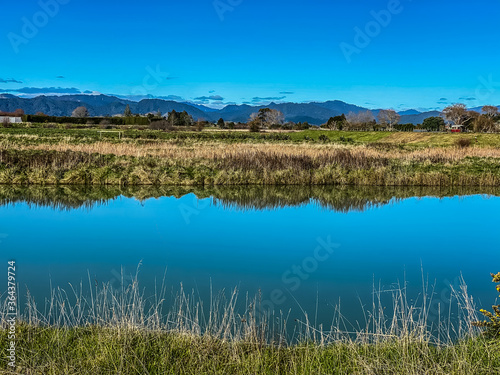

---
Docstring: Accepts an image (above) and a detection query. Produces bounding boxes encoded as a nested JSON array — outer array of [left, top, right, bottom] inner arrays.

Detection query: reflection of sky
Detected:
[[1, 194, 498, 326]]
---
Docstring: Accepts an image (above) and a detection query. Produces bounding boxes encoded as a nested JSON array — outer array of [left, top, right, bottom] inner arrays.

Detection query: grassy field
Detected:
[[3, 127, 500, 147], [1, 127, 500, 186], [2, 325, 498, 374]]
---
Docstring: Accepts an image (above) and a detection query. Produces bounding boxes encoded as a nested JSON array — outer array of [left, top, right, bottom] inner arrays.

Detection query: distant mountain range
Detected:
[[0, 94, 497, 125]]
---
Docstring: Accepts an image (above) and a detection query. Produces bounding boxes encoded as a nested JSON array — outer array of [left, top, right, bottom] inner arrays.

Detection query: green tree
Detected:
[[421, 116, 445, 131], [217, 118, 225, 128], [179, 111, 194, 126], [124, 104, 132, 117], [167, 110, 179, 126], [248, 119, 260, 132], [326, 114, 347, 130], [167, 110, 194, 126]]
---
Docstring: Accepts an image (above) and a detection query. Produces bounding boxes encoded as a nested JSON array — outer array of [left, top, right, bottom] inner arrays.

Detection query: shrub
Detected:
[[455, 138, 471, 148], [318, 134, 330, 142], [249, 121, 260, 133], [149, 120, 172, 131], [473, 272, 500, 338], [293, 122, 311, 130], [99, 120, 113, 129], [339, 136, 354, 143], [2, 118, 12, 128], [195, 121, 205, 132], [394, 124, 415, 132]]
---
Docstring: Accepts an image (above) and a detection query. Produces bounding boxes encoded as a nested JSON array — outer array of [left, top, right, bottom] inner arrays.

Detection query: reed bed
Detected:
[[5, 138, 500, 161], [0, 147, 499, 186], [1, 270, 498, 374], [2, 130, 500, 186]]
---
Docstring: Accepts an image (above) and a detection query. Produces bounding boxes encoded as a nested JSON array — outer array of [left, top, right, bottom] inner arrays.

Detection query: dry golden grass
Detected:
[[379, 131, 500, 147], [380, 132, 432, 144], [6, 140, 500, 164]]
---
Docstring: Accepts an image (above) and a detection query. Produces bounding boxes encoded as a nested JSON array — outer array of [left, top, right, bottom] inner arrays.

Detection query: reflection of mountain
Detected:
[[1, 185, 498, 213]]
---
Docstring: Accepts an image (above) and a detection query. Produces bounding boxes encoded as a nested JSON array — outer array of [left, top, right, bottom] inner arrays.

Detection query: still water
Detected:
[[0, 186, 498, 331]]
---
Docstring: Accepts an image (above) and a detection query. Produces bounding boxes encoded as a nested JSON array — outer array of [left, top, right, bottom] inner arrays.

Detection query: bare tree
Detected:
[[473, 115, 497, 133], [482, 105, 499, 118], [72, 106, 89, 118], [346, 112, 360, 130], [266, 109, 285, 126], [249, 108, 284, 129], [345, 111, 359, 126], [377, 109, 400, 130], [442, 104, 470, 126], [346, 110, 375, 130]]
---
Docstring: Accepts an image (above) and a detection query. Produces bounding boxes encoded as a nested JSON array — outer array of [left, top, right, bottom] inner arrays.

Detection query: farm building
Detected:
[[0, 116, 22, 124]]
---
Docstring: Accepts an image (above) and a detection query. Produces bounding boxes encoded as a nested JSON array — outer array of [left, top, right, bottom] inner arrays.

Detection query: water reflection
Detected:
[[1, 184, 498, 212]]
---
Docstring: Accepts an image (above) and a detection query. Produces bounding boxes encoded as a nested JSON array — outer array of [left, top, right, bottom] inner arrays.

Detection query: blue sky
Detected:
[[1, 0, 499, 110]]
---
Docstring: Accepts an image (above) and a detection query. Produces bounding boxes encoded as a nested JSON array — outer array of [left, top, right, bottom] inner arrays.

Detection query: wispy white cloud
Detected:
[[252, 96, 286, 102], [0, 87, 81, 94], [0, 78, 23, 83], [194, 95, 224, 102]]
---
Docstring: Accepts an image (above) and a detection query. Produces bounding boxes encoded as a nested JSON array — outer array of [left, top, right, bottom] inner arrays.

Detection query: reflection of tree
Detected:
[[210, 185, 500, 212], [0, 185, 498, 213]]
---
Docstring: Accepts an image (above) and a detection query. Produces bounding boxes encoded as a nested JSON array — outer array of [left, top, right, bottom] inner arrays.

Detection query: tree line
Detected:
[[3, 102, 500, 133]]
